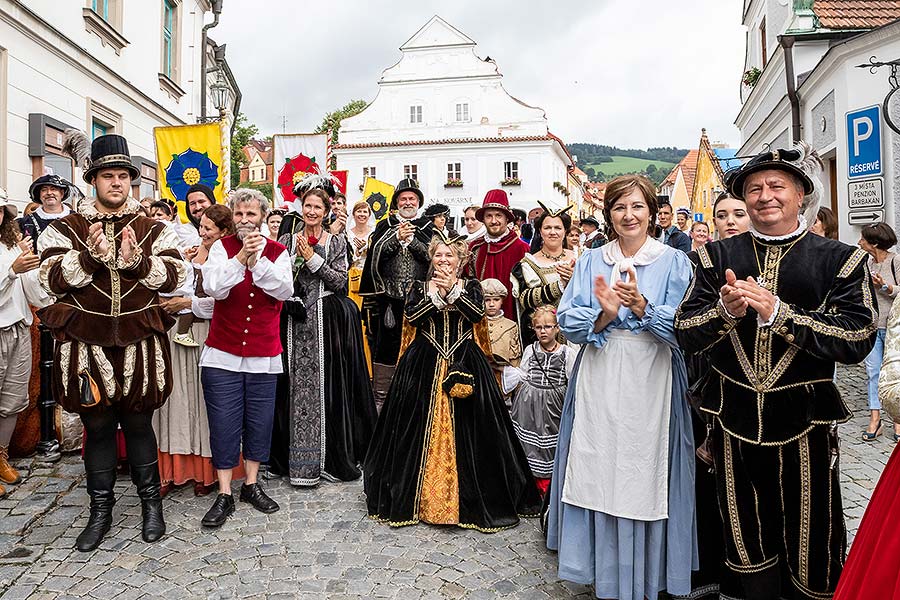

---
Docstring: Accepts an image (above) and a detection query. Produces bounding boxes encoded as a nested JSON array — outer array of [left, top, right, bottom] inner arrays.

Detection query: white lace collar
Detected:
[[750, 215, 808, 242], [487, 310, 506, 320], [484, 228, 512, 243], [80, 197, 142, 219], [35, 206, 71, 220]]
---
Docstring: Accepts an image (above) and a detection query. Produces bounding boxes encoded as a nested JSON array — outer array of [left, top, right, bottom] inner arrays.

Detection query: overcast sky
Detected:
[[216, 0, 746, 150]]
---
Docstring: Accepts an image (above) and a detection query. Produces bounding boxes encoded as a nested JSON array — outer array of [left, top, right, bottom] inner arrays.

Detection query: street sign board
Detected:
[[848, 178, 884, 209], [846, 106, 882, 178], [848, 209, 884, 226]]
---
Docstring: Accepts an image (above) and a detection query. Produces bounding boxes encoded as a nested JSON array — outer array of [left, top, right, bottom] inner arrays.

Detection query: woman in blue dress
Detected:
[[547, 174, 697, 600]]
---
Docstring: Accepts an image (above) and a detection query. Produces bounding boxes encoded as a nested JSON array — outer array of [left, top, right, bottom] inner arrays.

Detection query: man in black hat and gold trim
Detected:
[[359, 177, 431, 411], [675, 144, 877, 600], [37, 133, 186, 552], [19, 174, 73, 252]]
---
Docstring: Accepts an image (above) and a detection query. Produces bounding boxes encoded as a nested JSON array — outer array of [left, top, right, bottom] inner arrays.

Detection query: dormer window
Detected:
[[410, 105, 422, 124]]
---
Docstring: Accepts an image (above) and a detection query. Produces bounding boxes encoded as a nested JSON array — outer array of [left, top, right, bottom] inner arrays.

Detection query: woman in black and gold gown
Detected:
[[364, 234, 540, 532]]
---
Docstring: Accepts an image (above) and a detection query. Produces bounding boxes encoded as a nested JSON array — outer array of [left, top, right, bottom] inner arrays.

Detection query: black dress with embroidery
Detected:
[[364, 278, 541, 532]]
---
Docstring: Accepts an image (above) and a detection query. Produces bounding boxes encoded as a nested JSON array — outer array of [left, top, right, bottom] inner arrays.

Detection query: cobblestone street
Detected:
[[0, 363, 892, 599]]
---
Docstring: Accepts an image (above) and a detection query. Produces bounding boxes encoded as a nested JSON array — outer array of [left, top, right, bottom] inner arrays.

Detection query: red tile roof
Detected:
[[813, 0, 900, 29], [661, 150, 699, 193]]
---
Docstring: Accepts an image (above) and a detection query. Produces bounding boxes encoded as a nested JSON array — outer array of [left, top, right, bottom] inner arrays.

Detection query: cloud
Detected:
[[216, 0, 745, 149]]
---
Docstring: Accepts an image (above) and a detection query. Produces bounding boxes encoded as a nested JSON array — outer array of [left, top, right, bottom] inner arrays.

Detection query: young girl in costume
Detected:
[[503, 306, 576, 495]]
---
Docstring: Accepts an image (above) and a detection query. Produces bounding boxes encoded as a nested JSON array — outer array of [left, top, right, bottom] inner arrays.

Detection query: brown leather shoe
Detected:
[[159, 482, 173, 498], [0, 447, 21, 485], [0, 483, 6, 498]]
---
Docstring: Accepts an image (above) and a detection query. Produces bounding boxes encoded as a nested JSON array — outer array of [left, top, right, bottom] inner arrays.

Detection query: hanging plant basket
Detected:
[[445, 179, 464, 188]]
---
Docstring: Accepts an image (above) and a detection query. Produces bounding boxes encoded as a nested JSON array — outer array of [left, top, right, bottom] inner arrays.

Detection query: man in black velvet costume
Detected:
[[675, 145, 877, 600], [358, 178, 431, 412]]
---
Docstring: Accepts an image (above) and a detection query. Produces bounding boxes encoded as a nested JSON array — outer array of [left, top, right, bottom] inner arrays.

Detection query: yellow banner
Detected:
[[153, 122, 225, 222], [361, 177, 394, 223]]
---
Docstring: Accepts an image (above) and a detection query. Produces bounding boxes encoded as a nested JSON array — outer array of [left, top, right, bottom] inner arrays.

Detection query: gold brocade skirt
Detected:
[[348, 267, 372, 376], [419, 359, 460, 524]]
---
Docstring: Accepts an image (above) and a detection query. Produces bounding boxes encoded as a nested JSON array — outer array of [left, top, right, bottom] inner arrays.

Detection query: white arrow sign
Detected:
[[848, 209, 885, 226]]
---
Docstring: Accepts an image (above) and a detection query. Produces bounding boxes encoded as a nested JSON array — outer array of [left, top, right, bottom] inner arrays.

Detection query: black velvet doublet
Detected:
[[676, 231, 877, 445]]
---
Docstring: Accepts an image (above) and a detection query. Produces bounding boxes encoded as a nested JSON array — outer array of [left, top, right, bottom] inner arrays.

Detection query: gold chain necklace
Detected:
[[751, 233, 805, 282], [540, 248, 565, 261]]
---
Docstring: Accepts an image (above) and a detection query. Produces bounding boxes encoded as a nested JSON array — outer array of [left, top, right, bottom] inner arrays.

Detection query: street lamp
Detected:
[[211, 69, 228, 115]]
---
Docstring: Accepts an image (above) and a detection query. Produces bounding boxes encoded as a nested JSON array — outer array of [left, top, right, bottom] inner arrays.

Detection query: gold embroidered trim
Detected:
[[59, 342, 71, 396], [723, 432, 750, 566], [90, 345, 116, 399], [122, 343, 136, 395], [697, 245, 713, 269], [140, 338, 149, 396], [798, 434, 811, 587], [725, 555, 778, 574], [789, 573, 837, 599], [837, 248, 867, 278], [153, 337, 165, 392]]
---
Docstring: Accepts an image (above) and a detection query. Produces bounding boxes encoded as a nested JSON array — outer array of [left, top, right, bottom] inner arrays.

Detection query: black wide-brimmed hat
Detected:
[[64, 131, 140, 184], [728, 148, 815, 200], [581, 215, 600, 228], [28, 174, 71, 204], [423, 203, 450, 218], [390, 178, 424, 210]]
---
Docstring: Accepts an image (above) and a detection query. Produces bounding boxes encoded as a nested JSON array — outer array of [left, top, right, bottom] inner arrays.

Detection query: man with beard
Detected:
[[359, 178, 431, 411], [173, 183, 215, 251], [465, 189, 529, 318], [38, 133, 187, 551], [199, 188, 293, 528]]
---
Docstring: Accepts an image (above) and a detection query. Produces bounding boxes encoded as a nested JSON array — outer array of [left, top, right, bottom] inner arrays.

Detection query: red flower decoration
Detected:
[[308, 236, 319, 247], [277, 154, 319, 202]]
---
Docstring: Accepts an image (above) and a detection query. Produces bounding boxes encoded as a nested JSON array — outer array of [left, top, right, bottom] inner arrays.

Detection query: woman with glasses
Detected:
[[547, 175, 696, 600]]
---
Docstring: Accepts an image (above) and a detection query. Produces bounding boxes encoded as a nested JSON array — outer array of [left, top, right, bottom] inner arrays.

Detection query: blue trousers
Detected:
[[864, 328, 887, 411], [201, 367, 277, 470]]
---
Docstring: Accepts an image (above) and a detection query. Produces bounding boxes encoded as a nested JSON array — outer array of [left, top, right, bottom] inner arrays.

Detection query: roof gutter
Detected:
[[200, 0, 223, 120], [779, 35, 802, 144]]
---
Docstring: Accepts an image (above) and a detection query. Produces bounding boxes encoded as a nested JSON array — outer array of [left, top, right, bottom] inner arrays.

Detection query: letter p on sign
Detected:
[[852, 117, 873, 157], [846, 106, 882, 179]]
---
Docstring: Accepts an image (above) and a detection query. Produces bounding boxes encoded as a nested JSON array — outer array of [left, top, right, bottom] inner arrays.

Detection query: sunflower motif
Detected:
[[164, 148, 220, 200]]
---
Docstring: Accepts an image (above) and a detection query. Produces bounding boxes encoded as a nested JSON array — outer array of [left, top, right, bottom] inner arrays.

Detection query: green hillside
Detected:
[[586, 156, 677, 178]]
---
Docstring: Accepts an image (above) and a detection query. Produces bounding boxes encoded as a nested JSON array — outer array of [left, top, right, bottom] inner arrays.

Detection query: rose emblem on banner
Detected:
[[164, 148, 220, 200], [278, 154, 320, 201]]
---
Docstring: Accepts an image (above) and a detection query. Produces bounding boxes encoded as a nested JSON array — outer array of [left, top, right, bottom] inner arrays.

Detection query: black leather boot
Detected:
[[130, 460, 166, 543], [75, 468, 116, 552]]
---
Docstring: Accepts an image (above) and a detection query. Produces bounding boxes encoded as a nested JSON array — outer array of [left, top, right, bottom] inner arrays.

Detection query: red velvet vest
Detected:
[[205, 235, 286, 358]]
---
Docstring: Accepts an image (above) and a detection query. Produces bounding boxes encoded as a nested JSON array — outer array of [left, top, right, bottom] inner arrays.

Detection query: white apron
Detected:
[[562, 329, 672, 520]]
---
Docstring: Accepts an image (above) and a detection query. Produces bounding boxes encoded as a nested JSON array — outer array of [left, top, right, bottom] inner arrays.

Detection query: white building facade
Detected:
[[0, 0, 238, 207], [735, 0, 900, 241], [334, 16, 574, 227]]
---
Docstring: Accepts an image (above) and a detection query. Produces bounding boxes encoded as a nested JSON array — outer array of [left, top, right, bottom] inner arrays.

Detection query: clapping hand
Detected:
[[88, 222, 111, 260], [613, 267, 647, 318], [239, 230, 264, 268], [719, 268, 748, 318], [184, 246, 199, 260], [295, 233, 315, 261], [11, 238, 39, 274], [119, 225, 137, 264], [733, 275, 778, 322], [353, 236, 367, 252], [329, 211, 347, 235], [397, 221, 414, 243], [556, 259, 575, 285], [433, 266, 457, 296], [592, 274, 621, 332]]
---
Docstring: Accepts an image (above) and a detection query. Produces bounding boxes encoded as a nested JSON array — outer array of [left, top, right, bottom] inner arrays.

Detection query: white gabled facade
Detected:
[[334, 16, 574, 227], [735, 0, 900, 241], [0, 0, 239, 207]]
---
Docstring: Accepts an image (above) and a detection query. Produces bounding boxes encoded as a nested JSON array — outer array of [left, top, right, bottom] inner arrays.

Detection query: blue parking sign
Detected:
[[847, 106, 882, 178]]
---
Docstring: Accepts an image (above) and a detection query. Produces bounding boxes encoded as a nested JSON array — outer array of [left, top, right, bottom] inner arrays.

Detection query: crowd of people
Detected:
[[3, 131, 900, 600]]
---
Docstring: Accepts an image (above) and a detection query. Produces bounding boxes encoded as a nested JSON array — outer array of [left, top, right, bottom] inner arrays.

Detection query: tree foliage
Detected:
[[238, 180, 273, 201], [230, 112, 259, 188], [316, 100, 368, 168]]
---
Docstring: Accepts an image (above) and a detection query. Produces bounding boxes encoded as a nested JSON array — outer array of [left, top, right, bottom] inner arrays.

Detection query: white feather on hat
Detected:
[[790, 141, 824, 230]]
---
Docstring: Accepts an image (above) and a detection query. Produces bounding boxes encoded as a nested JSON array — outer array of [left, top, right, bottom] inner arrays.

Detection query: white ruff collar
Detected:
[[487, 310, 505, 320], [750, 215, 807, 241], [35, 206, 71, 220], [80, 197, 141, 219], [484, 228, 511, 243]]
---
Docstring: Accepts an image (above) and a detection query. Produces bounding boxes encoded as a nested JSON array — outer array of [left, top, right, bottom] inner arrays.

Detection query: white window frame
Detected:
[[409, 105, 423, 124], [363, 166, 376, 180], [447, 162, 461, 181], [455, 103, 469, 122], [403, 164, 418, 181], [503, 161, 519, 180]]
